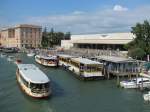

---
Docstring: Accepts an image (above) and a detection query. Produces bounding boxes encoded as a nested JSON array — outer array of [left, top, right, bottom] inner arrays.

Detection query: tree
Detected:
[[128, 48, 145, 60], [41, 27, 71, 48], [41, 27, 48, 48], [127, 20, 150, 59]]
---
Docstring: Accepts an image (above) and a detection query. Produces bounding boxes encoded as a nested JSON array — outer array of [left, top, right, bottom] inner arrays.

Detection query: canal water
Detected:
[[0, 53, 150, 112]]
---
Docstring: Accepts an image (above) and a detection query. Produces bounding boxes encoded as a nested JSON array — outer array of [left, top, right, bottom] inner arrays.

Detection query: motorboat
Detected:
[[27, 52, 35, 57], [0, 53, 7, 58], [120, 77, 150, 89], [7, 56, 15, 61], [143, 91, 150, 101]]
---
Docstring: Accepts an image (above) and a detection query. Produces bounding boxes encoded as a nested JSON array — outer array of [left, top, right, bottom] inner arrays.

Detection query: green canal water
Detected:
[[0, 53, 150, 112]]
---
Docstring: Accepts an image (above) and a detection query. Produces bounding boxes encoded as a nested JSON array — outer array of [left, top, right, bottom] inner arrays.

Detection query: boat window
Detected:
[[30, 82, 49, 89]]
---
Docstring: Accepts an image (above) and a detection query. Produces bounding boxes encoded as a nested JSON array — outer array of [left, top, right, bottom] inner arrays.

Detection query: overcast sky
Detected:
[[0, 0, 150, 34]]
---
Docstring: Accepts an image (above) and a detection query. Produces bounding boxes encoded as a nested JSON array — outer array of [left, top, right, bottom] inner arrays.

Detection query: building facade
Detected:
[[0, 24, 42, 49], [61, 33, 135, 51]]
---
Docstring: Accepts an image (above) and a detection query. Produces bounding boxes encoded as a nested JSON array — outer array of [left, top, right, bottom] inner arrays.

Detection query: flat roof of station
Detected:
[[96, 55, 136, 63], [71, 33, 135, 45]]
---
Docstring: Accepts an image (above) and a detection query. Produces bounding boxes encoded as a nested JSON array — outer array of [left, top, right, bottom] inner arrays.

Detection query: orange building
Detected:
[[0, 24, 42, 49]]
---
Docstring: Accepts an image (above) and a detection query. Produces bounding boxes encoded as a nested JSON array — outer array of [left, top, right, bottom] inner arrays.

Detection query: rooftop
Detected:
[[96, 55, 136, 63], [71, 57, 102, 65], [36, 55, 57, 60], [58, 54, 78, 58], [18, 64, 50, 83], [71, 32, 134, 45]]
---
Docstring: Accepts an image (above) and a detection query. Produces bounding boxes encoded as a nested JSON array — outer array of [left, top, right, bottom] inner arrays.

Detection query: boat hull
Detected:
[[120, 81, 150, 89], [16, 71, 51, 98]]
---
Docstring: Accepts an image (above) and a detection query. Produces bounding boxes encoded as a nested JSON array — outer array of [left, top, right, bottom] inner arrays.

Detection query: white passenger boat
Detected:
[[143, 91, 150, 101], [65, 57, 104, 80], [7, 56, 15, 61], [58, 54, 78, 67], [35, 55, 58, 67], [120, 77, 150, 89], [16, 64, 51, 98]]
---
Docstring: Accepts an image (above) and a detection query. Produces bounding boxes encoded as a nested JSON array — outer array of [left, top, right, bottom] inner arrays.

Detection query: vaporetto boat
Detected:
[[35, 55, 58, 67], [120, 77, 150, 89], [58, 54, 78, 67], [16, 64, 51, 98], [59, 55, 104, 80]]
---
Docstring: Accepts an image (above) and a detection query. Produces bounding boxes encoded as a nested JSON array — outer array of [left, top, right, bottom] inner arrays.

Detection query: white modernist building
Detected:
[[61, 32, 135, 51]]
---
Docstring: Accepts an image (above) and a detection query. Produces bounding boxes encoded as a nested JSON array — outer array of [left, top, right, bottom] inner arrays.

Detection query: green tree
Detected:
[[41, 27, 48, 48], [128, 48, 145, 60], [127, 20, 150, 59], [41, 27, 71, 48]]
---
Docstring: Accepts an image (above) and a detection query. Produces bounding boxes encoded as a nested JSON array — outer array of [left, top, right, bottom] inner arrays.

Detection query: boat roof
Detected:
[[36, 54, 57, 60], [17, 64, 50, 83], [133, 77, 150, 82], [58, 54, 78, 58], [71, 57, 102, 65]]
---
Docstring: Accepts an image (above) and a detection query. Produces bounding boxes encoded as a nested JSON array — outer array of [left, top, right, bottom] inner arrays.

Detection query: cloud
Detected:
[[72, 11, 85, 15], [113, 5, 128, 11], [2, 5, 150, 34]]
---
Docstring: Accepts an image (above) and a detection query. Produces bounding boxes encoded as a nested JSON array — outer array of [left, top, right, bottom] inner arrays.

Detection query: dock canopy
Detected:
[[17, 64, 50, 84]]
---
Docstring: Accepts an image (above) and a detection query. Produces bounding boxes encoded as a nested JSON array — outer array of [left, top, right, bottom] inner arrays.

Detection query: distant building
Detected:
[[61, 32, 135, 51], [0, 24, 42, 49]]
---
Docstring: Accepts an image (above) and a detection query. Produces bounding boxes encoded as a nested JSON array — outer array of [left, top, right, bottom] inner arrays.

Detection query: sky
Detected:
[[0, 0, 150, 34]]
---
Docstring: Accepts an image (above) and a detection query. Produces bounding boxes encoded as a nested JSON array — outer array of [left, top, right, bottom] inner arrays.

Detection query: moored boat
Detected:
[[35, 55, 58, 67], [120, 77, 150, 89], [58, 54, 78, 67], [143, 91, 150, 101], [0, 53, 7, 58], [27, 52, 35, 57], [16, 64, 51, 98], [62, 57, 104, 80], [15, 59, 22, 65], [7, 56, 15, 61]]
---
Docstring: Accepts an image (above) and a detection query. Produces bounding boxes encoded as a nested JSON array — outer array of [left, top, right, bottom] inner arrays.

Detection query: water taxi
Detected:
[[27, 50, 35, 57], [27, 52, 35, 57], [68, 57, 104, 80], [16, 64, 51, 98], [7, 56, 15, 61], [3, 47, 18, 53], [120, 77, 150, 89], [143, 91, 150, 101], [35, 55, 58, 67]]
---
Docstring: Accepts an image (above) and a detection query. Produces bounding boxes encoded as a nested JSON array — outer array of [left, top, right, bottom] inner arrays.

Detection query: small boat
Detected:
[[143, 91, 150, 101], [7, 56, 15, 61], [0, 53, 7, 58], [15, 59, 22, 65], [35, 55, 58, 67], [27, 52, 35, 57], [120, 77, 150, 89], [3, 47, 18, 53], [16, 64, 51, 98]]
